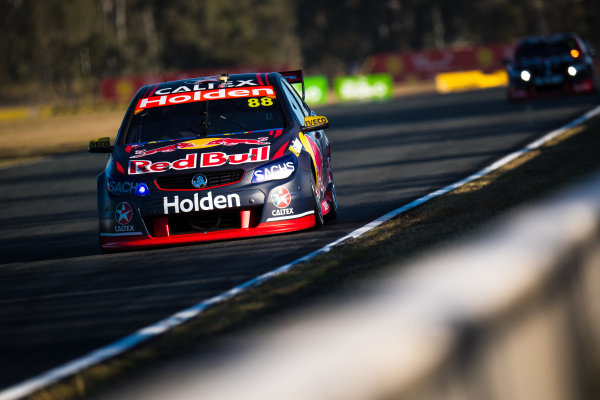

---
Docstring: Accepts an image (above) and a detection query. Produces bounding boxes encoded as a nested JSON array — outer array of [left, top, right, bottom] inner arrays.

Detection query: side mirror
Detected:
[[301, 115, 329, 133], [89, 137, 113, 153]]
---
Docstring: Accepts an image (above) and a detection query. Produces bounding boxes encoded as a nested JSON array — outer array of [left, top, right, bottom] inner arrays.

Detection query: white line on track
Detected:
[[1, 104, 600, 400]]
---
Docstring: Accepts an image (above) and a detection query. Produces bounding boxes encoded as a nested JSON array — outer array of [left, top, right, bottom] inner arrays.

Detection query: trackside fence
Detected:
[[102, 171, 600, 400]]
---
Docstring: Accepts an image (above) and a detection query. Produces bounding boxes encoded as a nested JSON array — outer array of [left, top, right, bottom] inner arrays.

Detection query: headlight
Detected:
[[252, 154, 297, 183], [567, 66, 577, 77], [520, 70, 531, 82], [135, 183, 150, 196]]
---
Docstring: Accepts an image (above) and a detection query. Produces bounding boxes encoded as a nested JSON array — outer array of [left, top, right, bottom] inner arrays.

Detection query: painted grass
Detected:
[[24, 114, 600, 400]]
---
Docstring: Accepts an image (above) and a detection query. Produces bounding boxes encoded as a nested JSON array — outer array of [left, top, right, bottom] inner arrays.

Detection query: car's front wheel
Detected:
[[325, 184, 338, 221], [311, 174, 324, 229]]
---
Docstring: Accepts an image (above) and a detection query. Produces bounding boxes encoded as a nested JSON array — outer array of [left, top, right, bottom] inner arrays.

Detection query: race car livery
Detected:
[[90, 71, 337, 250], [506, 33, 596, 101]]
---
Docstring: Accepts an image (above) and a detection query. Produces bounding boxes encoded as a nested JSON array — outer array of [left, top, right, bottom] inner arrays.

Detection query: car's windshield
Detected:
[[515, 39, 581, 63], [124, 95, 285, 144]]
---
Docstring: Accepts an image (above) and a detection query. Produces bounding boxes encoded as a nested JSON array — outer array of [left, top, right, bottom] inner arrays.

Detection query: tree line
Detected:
[[1, 0, 598, 103]]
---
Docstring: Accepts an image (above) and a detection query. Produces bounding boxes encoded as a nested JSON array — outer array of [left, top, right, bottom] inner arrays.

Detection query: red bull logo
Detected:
[[128, 146, 270, 174], [131, 137, 269, 158], [129, 153, 197, 175], [201, 146, 270, 167]]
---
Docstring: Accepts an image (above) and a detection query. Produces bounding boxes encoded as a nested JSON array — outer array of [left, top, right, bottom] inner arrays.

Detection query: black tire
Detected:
[[311, 173, 324, 229], [324, 184, 338, 222]]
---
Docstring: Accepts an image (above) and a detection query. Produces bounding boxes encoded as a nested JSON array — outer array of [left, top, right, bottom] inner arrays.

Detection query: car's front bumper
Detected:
[[97, 167, 317, 250], [508, 74, 596, 100], [99, 213, 315, 249]]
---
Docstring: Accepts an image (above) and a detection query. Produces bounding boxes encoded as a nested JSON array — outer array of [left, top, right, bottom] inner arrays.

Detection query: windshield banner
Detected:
[[136, 86, 276, 111]]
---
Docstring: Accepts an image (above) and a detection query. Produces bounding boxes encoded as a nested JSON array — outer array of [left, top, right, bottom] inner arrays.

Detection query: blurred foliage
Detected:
[[296, 0, 600, 75], [1, 0, 599, 103]]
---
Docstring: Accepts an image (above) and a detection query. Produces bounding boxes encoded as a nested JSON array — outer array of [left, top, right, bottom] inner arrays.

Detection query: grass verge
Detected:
[[27, 114, 600, 400], [0, 109, 123, 162], [0, 81, 437, 163]]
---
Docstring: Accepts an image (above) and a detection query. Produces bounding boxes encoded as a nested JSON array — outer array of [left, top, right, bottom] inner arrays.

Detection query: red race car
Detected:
[[89, 71, 337, 250]]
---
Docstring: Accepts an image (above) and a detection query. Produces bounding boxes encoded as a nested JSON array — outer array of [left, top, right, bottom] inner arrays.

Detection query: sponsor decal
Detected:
[[303, 116, 328, 128], [289, 138, 302, 156], [271, 186, 291, 208], [136, 86, 275, 111], [108, 179, 141, 194], [271, 186, 294, 216], [200, 146, 270, 167], [128, 147, 269, 174], [131, 137, 270, 158], [129, 153, 197, 175], [321, 199, 330, 214], [115, 202, 133, 225], [272, 208, 294, 217], [89, 137, 111, 150], [266, 210, 313, 222], [252, 158, 295, 183], [115, 225, 136, 232], [163, 192, 241, 214], [160, 79, 258, 94]]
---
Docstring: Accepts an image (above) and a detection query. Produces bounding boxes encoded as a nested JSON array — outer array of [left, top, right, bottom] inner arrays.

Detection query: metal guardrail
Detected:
[[99, 170, 600, 400]]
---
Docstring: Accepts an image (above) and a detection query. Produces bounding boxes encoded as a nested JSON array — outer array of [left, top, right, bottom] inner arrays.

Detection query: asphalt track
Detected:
[[1, 88, 599, 389]]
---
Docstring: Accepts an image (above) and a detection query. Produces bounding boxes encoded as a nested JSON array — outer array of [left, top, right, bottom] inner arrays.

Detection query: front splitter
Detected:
[[100, 214, 315, 250]]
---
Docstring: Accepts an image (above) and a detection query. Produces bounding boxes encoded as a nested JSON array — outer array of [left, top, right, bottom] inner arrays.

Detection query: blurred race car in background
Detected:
[[89, 71, 337, 250], [505, 32, 597, 101]]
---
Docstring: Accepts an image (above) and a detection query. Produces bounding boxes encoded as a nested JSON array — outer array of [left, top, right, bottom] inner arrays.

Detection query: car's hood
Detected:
[[116, 129, 293, 176], [515, 56, 576, 70]]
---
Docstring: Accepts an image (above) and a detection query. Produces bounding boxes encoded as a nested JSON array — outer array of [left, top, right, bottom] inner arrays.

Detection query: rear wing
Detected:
[[280, 70, 305, 100]]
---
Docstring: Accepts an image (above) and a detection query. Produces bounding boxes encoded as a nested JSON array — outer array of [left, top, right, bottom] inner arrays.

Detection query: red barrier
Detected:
[[366, 44, 515, 82]]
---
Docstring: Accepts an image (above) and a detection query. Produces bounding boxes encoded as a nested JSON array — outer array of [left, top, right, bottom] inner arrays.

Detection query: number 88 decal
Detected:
[[248, 97, 274, 107]]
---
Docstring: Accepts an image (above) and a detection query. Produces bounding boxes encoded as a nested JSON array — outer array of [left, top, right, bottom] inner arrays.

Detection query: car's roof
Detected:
[[142, 72, 281, 94], [516, 32, 580, 47]]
